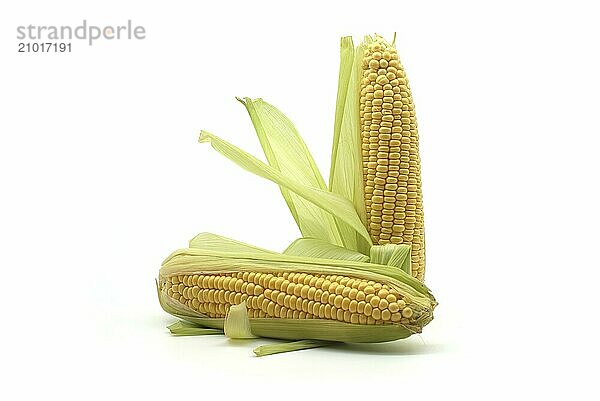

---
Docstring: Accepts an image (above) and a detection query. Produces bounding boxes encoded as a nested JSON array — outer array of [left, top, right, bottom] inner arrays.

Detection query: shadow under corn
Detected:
[[327, 338, 449, 356]]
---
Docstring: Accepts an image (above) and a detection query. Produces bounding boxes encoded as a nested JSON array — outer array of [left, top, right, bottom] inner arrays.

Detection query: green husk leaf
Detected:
[[199, 130, 372, 247], [162, 248, 432, 297], [238, 97, 344, 247], [161, 313, 415, 343], [283, 237, 369, 263], [370, 244, 412, 275], [224, 302, 257, 339], [329, 38, 369, 254], [330, 36, 355, 188], [167, 320, 223, 336], [189, 232, 275, 255], [253, 340, 334, 357]]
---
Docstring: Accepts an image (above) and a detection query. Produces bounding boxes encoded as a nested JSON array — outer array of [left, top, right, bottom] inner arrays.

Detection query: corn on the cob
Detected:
[[163, 271, 416, 325], [158, 248, 436, 343], [359, 36, 425, 281]]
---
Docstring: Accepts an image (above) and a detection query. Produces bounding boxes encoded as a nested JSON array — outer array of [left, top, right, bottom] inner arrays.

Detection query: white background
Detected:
[[1, 0, 599, 399]]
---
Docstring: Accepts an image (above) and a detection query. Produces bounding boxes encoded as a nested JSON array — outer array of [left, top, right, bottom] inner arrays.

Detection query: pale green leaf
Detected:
[[199, 130, 372, 247], [167, 321, 223, 336], [224, 302, 256, 339], [329, 38, 370, 254], [254, 340, 334, 357], [238, 97, 347, 249], [283, 237, 369, 263], [162, 248, 433, 303], [189, 232, 276, 254], [330, 36, 355, 188], [370, 244, 412, 275]]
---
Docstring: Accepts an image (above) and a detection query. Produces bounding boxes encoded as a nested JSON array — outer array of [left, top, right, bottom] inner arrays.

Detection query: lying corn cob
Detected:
[[158, 247, 436, 343], [359, 36, 425, 280]]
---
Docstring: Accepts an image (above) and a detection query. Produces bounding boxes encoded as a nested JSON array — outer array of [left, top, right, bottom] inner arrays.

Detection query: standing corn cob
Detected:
[[158, 248, 436, 343], [359, 36, 425, 281]]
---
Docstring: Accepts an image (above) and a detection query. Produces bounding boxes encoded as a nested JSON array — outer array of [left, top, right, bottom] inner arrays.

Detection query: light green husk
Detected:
[[223, 302, 256, 339], [253, 340, 334, 357], [329, 37, 369, 254], [199, 130, 372, 249], [167, 321, 222, 336], [370, 244, 412, 276], [237, 97, 344, 248], [283, 237, 369, 263], [189, 232, 276, 255]]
